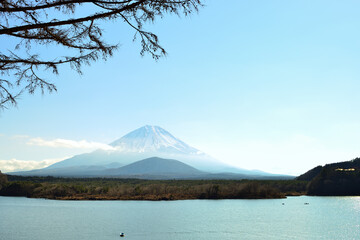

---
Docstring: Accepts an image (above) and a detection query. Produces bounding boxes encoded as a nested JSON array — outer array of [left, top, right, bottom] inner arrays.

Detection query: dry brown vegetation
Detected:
[[0, 176, 307, 200]]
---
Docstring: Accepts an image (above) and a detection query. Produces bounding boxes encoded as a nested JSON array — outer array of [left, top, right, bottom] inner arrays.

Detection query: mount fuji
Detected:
[[13, 126, 291, 179], [46, 125, 225, 172]]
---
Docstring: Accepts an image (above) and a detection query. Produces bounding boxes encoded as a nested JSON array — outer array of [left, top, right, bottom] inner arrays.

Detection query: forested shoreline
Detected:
[[0, 173, 307, 200]]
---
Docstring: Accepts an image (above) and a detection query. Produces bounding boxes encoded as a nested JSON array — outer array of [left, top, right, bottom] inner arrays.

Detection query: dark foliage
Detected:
[[0, 175, 308, 200], [296, 165, 323, 181], [0, 181, 40, 197], [323, 157, 360, 169], [0, 171, 8, 189], [0, 0, 203, 109], [298, 157, 360, 196], [307, 167, 360, 196]]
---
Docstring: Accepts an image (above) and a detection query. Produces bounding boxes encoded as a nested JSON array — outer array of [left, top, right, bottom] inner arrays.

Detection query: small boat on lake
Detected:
[[120, 233, 125, 237]]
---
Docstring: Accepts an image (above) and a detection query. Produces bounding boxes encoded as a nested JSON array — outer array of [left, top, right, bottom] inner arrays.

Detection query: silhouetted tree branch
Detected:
[[0, 0, 202, 109]]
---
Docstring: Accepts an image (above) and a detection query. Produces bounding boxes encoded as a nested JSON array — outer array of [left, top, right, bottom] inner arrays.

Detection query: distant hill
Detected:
[[297, 158, 360, 196], [12, 157, 206, 178], [103, 157, 204, 176], [11, 156, 293, 180]]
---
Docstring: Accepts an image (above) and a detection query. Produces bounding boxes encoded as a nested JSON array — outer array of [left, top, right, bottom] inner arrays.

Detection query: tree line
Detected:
[[0, 175, 308, 200]]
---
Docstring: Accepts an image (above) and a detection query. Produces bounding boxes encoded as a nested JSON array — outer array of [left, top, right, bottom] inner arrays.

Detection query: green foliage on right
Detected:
[[0, 171, 7, 189], [307, 167, 360, 195], [298, 157, 360, 196]]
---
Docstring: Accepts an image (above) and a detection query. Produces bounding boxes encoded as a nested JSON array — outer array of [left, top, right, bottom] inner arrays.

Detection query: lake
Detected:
[[0, 196, 359, 240]]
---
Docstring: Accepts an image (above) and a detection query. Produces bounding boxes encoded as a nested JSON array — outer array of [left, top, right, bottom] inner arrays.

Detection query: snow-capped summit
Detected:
[[47, 125, 226, 172], [110, 125, 201, 155]]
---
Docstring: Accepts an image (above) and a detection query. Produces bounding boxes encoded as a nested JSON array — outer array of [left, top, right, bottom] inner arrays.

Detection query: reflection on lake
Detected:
[[1, 196, 359, 240]]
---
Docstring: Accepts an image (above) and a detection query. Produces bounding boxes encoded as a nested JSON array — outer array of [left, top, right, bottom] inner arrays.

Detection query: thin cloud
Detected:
[[11, 135, 30, 139], [0, 158, 68, 173], [27, 137, 115, 150]]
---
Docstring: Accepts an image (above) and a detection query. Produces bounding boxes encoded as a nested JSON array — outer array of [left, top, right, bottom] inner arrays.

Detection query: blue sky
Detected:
[[2, 0, 360, 175]]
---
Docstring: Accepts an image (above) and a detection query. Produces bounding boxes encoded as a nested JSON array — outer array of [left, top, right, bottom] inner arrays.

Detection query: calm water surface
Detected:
[[1, 196, 359, 240]]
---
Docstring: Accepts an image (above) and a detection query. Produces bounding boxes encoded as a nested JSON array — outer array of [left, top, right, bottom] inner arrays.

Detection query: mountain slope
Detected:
[[12, 157, 291, 180], [46, 125, 227, 172], [15, 125, 285, 178], [12, 165, 108, 177], [103, 157, 204, 176]]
